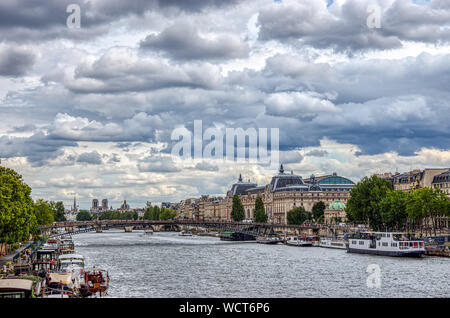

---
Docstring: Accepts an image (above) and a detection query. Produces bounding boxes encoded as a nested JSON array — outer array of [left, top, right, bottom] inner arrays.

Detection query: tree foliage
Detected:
[[76, 210, 93, 221], [34, 199, 55, 226], [49, 201, 66, 222], [144, 205, 160, 220], [231, 195, 245, 221], [253, 197, 267, 223], [347, 175, 449, 232], [286, 206, 310, 225], [159, 208, 177, 220], [379, 190, 408, 231], [406, 187, 449, 234], [312, 201, 326, 222], [346, 175, 393, 231], [0, 166, 38, 243], [98, 210, 138, 220]]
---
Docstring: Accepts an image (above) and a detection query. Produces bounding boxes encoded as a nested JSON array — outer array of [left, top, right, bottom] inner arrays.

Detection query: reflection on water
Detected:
[[73, 229, 450, 298]]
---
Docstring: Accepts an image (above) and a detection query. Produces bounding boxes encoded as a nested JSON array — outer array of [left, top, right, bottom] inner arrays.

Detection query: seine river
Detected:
[[73, 229, 449, 298]]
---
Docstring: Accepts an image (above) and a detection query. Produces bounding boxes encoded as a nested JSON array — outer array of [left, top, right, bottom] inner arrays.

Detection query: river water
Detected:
[[73, 229, 449, 298]]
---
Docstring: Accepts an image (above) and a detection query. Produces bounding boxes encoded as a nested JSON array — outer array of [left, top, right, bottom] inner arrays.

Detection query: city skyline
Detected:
[[1, 0, 450, 209]]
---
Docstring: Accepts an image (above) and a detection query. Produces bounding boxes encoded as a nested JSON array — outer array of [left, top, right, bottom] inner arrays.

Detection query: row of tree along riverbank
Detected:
[[0, 167, 67, 257]]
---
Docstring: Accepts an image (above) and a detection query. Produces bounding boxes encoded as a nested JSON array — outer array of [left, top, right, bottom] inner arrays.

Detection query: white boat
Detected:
[[347, 232, 425, 257], [257, 236, 285, 244], [179, 230, 193, 236], [319, 238, 347, 249], [143, 229, 153, 235], [45, 272, 81, 298], [58, 253, 85, 272], [286, 236, 313, 247]]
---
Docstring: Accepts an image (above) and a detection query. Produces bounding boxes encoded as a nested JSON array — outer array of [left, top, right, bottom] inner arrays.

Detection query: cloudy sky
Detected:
[[1, 0, 450, 210]]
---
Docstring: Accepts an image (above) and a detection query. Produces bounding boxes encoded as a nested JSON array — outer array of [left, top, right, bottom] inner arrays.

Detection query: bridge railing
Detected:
[[40, 219, 354, 232]]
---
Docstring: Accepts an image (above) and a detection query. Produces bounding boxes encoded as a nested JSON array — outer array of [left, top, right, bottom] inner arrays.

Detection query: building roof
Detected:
[[304, 173, 355, 185], [270, 165, 306, 191], [230, 174, 258, 195], [328, 199, 346, 210], [433, 170, 450, 183], [229, 166, 355, 196]]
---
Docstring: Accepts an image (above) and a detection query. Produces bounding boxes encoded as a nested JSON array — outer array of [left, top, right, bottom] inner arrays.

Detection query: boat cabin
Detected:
[[347, 231, 425, 257], [35, 249, 57, 262], [58, 254, 85, 270], [32, 261, 57, 274], [0, 279, 33, 298]]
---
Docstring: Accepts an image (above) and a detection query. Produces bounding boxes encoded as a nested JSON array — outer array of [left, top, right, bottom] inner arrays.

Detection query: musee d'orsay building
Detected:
[[180, 165, 356, 224]]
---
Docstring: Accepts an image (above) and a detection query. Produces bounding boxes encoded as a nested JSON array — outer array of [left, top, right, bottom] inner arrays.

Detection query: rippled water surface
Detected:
[[73, 230, 449, 298]]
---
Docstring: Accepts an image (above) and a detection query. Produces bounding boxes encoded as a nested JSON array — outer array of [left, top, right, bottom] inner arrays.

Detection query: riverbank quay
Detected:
[[0, 241, 37, 267], [425, 249, 450, 257], [1, 235, 110, 298]]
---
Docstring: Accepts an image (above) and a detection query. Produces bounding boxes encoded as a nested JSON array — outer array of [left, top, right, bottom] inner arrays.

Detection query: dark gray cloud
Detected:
[[195, 161, 219, 171], [0, 132, 77, 166], [140, 22, 249, 60], [108, 153, 121, 163], [0, 46, 36, 76], [1, 0, 450, 169], [306, 150, 329, 157], [0, 0, 243, 43], [67, 47, 222, 94], [257, 0, 450, 52], [138, 156, 181, 172], [77, 151, 103, 165]]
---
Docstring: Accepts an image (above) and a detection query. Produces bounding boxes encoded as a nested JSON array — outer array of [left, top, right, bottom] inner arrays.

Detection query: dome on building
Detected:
[[229, 174, 258, 196], [328, 199, 346, 210]]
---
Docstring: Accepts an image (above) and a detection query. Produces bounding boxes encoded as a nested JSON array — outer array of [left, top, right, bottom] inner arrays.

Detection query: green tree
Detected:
[[253, 197, 267, 223], [312, 201, 326, 223], [34, 200, 54, 226], [286, 206, 310, 225], [406, 187, 449, 235], [231, 195, 245, 221], [0, 166, 38, 244], [346, 175, 393, 230], [76, 210, 93, 221], [50, 201, 66, 222], [160, 208, 177, 220], [379, 190, 408, 231], [144, 205, 161, 220]]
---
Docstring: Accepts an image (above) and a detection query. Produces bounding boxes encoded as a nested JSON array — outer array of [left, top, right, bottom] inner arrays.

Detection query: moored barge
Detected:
[[347, 232, 425, 257]]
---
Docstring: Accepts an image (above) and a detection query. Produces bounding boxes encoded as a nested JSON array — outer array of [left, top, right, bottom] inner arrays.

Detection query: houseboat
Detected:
[[219, 231, 256, 241], [0, 279, 34, 298], [347, 232, 425, 257], [179, 230, 193, 236], [257, 235, 285, 245], [58, 238, 75, 251], [309, 236, 321, 247], [58, 254, 85, 272], [320, 237, 347, 250], [80, 268, 110, 297], [286, 236, 313, 247], [44, 272, 81, 298]]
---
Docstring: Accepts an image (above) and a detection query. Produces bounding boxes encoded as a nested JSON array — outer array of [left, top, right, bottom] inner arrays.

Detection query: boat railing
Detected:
[[44, 285, 78, 298], [398, 241, 424, 249]]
